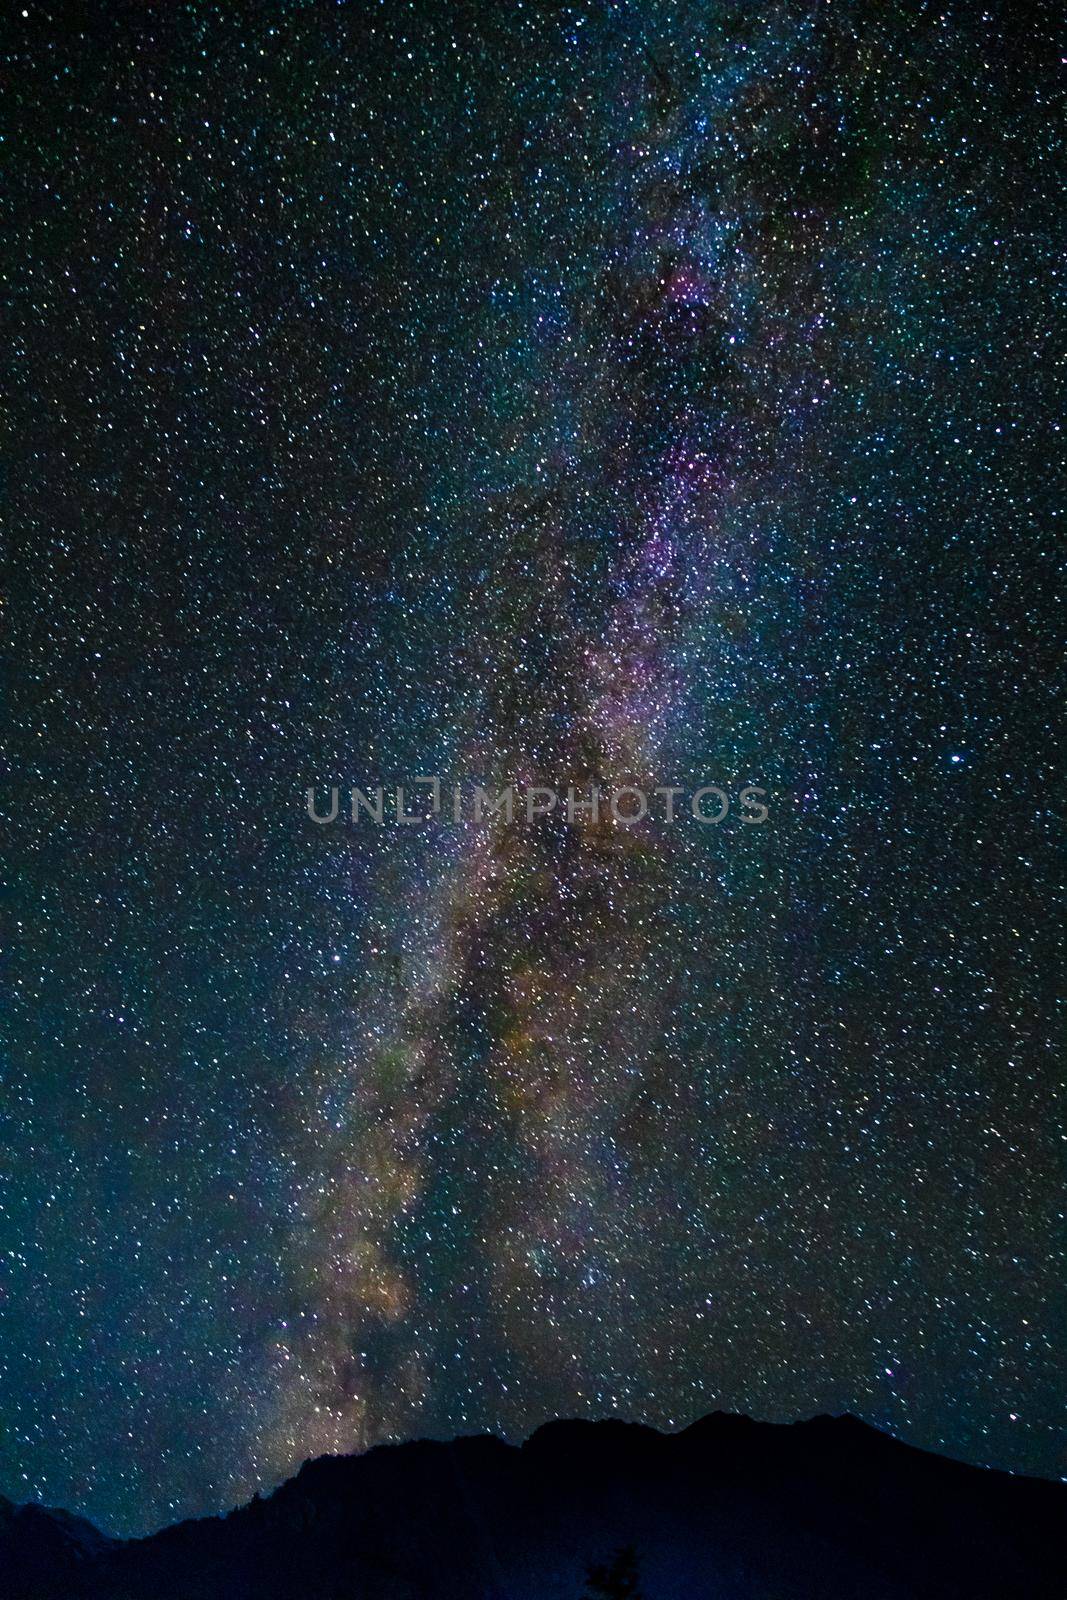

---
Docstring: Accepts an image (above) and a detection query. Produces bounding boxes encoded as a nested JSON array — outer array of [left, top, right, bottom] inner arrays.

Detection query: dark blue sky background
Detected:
[[3, 0, 1062, 1535]]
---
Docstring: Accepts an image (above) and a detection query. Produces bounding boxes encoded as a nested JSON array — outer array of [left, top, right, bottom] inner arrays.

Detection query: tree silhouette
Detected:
[[581, 1544, 644, 1599]]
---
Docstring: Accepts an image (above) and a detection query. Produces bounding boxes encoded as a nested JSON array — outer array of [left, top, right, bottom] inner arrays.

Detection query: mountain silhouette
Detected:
[[2, 1413, 1062, 1598]]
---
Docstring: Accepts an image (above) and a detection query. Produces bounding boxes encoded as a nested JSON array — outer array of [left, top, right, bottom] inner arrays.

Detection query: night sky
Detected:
[[4, 0, 1063, 1539]]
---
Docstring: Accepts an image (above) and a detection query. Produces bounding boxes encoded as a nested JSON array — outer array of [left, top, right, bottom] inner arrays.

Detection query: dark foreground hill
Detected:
[[2, 1413, 1063, 1599]]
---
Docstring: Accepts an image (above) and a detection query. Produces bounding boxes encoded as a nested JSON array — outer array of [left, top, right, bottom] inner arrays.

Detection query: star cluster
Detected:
[[3, 0, 1063, 1536]]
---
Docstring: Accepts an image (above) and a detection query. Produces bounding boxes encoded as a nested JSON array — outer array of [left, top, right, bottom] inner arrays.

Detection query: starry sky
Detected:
[[4, 0, 1063, 1539]]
